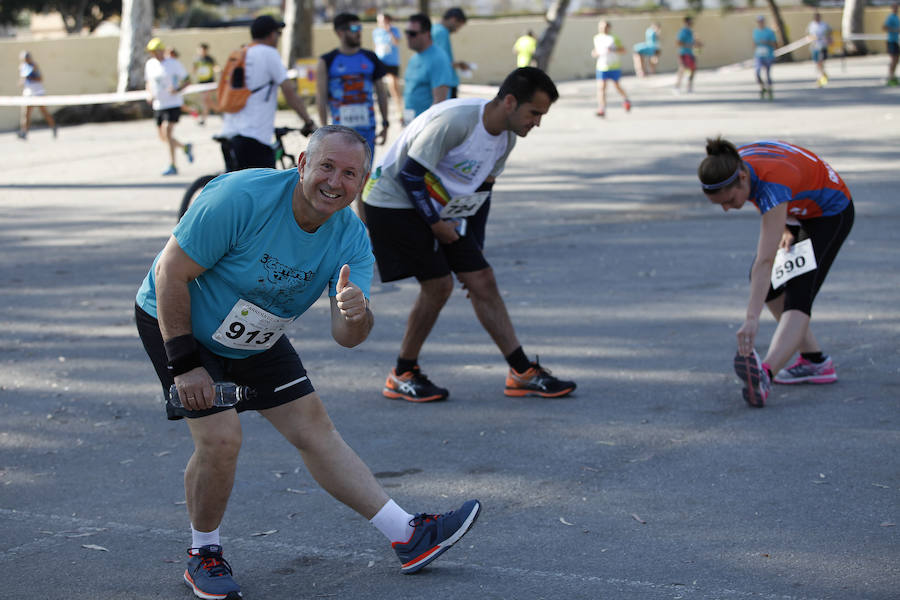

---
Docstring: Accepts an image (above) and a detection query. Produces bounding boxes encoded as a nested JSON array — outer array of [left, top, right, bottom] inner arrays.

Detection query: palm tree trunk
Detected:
[[534, 0, 572, 72], [842, 0, 868, 55], [765, 0, 793, 62], [117, 0, 153, 93]]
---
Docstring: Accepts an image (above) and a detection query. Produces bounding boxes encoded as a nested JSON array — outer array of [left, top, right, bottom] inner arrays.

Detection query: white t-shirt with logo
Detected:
[[221, 44, 287, 145], [364, 98, 515, 212], [145, 57, 187, 110]]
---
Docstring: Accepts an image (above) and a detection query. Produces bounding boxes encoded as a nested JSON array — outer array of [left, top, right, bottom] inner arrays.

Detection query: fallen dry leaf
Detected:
[[82, 544, 108, 551], [631, 513, 647, 524], [251, 529, 278, 537], [559, 517, 574, 526]]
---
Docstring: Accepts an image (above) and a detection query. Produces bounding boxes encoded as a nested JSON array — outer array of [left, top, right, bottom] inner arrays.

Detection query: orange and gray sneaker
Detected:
[[504, 360, 576, 398], [383, 366, 449, 402]]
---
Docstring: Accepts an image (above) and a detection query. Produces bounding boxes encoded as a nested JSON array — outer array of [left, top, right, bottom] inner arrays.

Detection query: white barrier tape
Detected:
[[843, 33, 891, 41], [716, 38, 812, 73], [0, 69, 307, 108]]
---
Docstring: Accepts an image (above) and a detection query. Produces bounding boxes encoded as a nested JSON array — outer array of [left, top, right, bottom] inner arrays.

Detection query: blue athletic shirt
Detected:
[[753, 27, 777, 60], [404, 45, 454, 118], [886, 13, 900, 44], [135, 168, 374, 359], [320, 48, 386, 147], [372, 26, 400, 66], [431, 23, 459, 87], [739, 141, 851, 219], [677, 27, 694, 55]]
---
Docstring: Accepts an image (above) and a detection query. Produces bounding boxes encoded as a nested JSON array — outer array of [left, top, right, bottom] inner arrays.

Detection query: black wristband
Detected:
[[164, 334, 202, 376]]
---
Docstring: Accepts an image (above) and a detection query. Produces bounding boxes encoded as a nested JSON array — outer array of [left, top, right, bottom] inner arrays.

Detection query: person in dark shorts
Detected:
[[135, 125, 481, 600], [884, 3, 899, 86], [699, 138, 854, 408], [362, 67, 576, 403], [145, 37, 193, 175]]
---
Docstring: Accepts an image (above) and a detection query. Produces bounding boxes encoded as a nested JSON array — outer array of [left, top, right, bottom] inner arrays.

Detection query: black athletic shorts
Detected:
[[135, 304, 315, 420], [155, 107, 182, 126], [231, 135, 276, 169], [760, 201, 854, 316], [364, 197, 491, 282]]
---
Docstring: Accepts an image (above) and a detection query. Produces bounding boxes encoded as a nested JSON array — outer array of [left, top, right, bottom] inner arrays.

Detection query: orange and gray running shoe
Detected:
[[383, 366, 449, 402], [504, 360, 576, 398]]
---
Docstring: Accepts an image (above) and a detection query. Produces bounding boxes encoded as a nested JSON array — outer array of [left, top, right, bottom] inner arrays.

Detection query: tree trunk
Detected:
[[117, 0, 153, 93], [418, 0, 430, 14], [283, 0, 315, 67], [842, 0, 868, 55], [533, 0, 571, 72], [765, 0, 793, 61]]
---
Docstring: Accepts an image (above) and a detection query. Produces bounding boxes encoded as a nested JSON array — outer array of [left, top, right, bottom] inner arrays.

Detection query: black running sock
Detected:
[[505, 346, 532, 374], [396, 357, 418, 375], [801, 352, 825, 364]]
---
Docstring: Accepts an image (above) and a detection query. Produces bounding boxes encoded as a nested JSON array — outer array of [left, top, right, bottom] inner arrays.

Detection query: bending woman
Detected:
[[698, 138, 854, 407]]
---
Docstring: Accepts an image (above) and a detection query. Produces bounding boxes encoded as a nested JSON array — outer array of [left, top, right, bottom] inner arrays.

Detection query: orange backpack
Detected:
[[216, 44, 273, 113]]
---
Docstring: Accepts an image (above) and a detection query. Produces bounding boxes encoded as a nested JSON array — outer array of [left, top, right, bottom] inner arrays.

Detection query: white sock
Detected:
[[191, 525, 221, 550], [369, 499, 415, 544]]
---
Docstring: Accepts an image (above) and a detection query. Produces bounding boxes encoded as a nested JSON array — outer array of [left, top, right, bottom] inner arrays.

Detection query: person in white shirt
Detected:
[[806, 12, 833, 87], [221, 15, 316, 169], [145, 38, 193, 176]]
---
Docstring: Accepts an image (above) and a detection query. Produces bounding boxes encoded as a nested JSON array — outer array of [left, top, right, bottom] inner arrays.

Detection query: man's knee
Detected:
[[190, 416, 242, 460], [419, 274, 454, 303], [457, 267, 499, 299]]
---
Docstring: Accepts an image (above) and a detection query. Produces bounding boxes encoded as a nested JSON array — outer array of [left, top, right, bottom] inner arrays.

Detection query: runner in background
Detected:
[[513, 29, 538, 68], [373, 13, 405, 118], [592, 20, 631, 117], [17, 50, 57, 140], [192, 43, 217, 125], [632, 22, 661, 77], [674, 16, 702, 94], [698, 138, 854, 408], [753, 15, 777, 100], [884, 3, 899, 86], [145, 38, 193, 176], [807, 12, 833, 87]]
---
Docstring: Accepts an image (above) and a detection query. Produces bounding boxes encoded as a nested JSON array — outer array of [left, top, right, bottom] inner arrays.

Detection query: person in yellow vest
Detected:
[[192, 43, 218, 125], [513, 29, 537, 67]]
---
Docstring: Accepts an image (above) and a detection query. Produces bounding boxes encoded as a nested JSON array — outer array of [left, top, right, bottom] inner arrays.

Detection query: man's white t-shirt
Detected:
[[807, 21, 832, 50], [145, 57, 187, 110], [221, 44, 287, 145], [364, 98, 515, 213]]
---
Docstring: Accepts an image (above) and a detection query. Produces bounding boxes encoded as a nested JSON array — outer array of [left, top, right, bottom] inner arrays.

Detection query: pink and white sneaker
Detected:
[[774, 356, 837, 385]]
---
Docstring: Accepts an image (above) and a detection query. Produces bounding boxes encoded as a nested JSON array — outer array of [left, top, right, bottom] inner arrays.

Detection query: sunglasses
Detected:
[[341, 24, 362, 33], [404, 29, 421, 37]]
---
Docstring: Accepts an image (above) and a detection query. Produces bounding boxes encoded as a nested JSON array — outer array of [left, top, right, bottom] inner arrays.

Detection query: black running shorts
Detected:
[[155, 107, 182, 126], [364, 197, 491, 282], [761, 201, 854, 316], [135, 305, 315, 420]]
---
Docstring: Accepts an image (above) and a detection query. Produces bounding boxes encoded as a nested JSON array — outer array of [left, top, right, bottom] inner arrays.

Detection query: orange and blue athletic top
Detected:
[[739, 140, 851, 219]]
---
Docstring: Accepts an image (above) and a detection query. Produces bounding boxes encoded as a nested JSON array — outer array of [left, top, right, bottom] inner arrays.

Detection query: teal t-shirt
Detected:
[[404, 45, 454, 117], [753, 27, 777, 59], [677, 27, 694, 55], [431, 23, 459, 87], [135, 168, 374, 359], [886, 13, 900, 44]]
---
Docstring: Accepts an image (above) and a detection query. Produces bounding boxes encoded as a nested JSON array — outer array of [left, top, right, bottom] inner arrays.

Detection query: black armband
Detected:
[[164, 334, 202, 376], [475, 180, 494, 193], [398, 158, 441, 225]]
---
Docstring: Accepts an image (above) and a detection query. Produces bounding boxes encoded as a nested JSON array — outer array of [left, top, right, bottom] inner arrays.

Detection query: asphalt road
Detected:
[[1, 55, 898, 600]]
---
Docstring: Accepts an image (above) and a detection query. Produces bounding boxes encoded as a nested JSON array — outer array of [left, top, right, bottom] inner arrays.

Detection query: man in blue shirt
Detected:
[[373, 12, 404, 116], [431, 7, 470, 98], [674, 15, 701, 93], [135, 125, 482, 600], [403, 13, 454, 123], [884, 3, 899, 86], [753, 15, 778, 100], [316, 12, 390, 155]]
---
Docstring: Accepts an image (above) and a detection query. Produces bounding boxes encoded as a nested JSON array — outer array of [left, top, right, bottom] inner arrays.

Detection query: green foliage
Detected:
[[686, 0, 704, 13]]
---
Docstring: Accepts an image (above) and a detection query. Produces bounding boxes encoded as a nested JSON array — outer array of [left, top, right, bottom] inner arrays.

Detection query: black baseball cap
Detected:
[[251, 15, 285, 39]]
